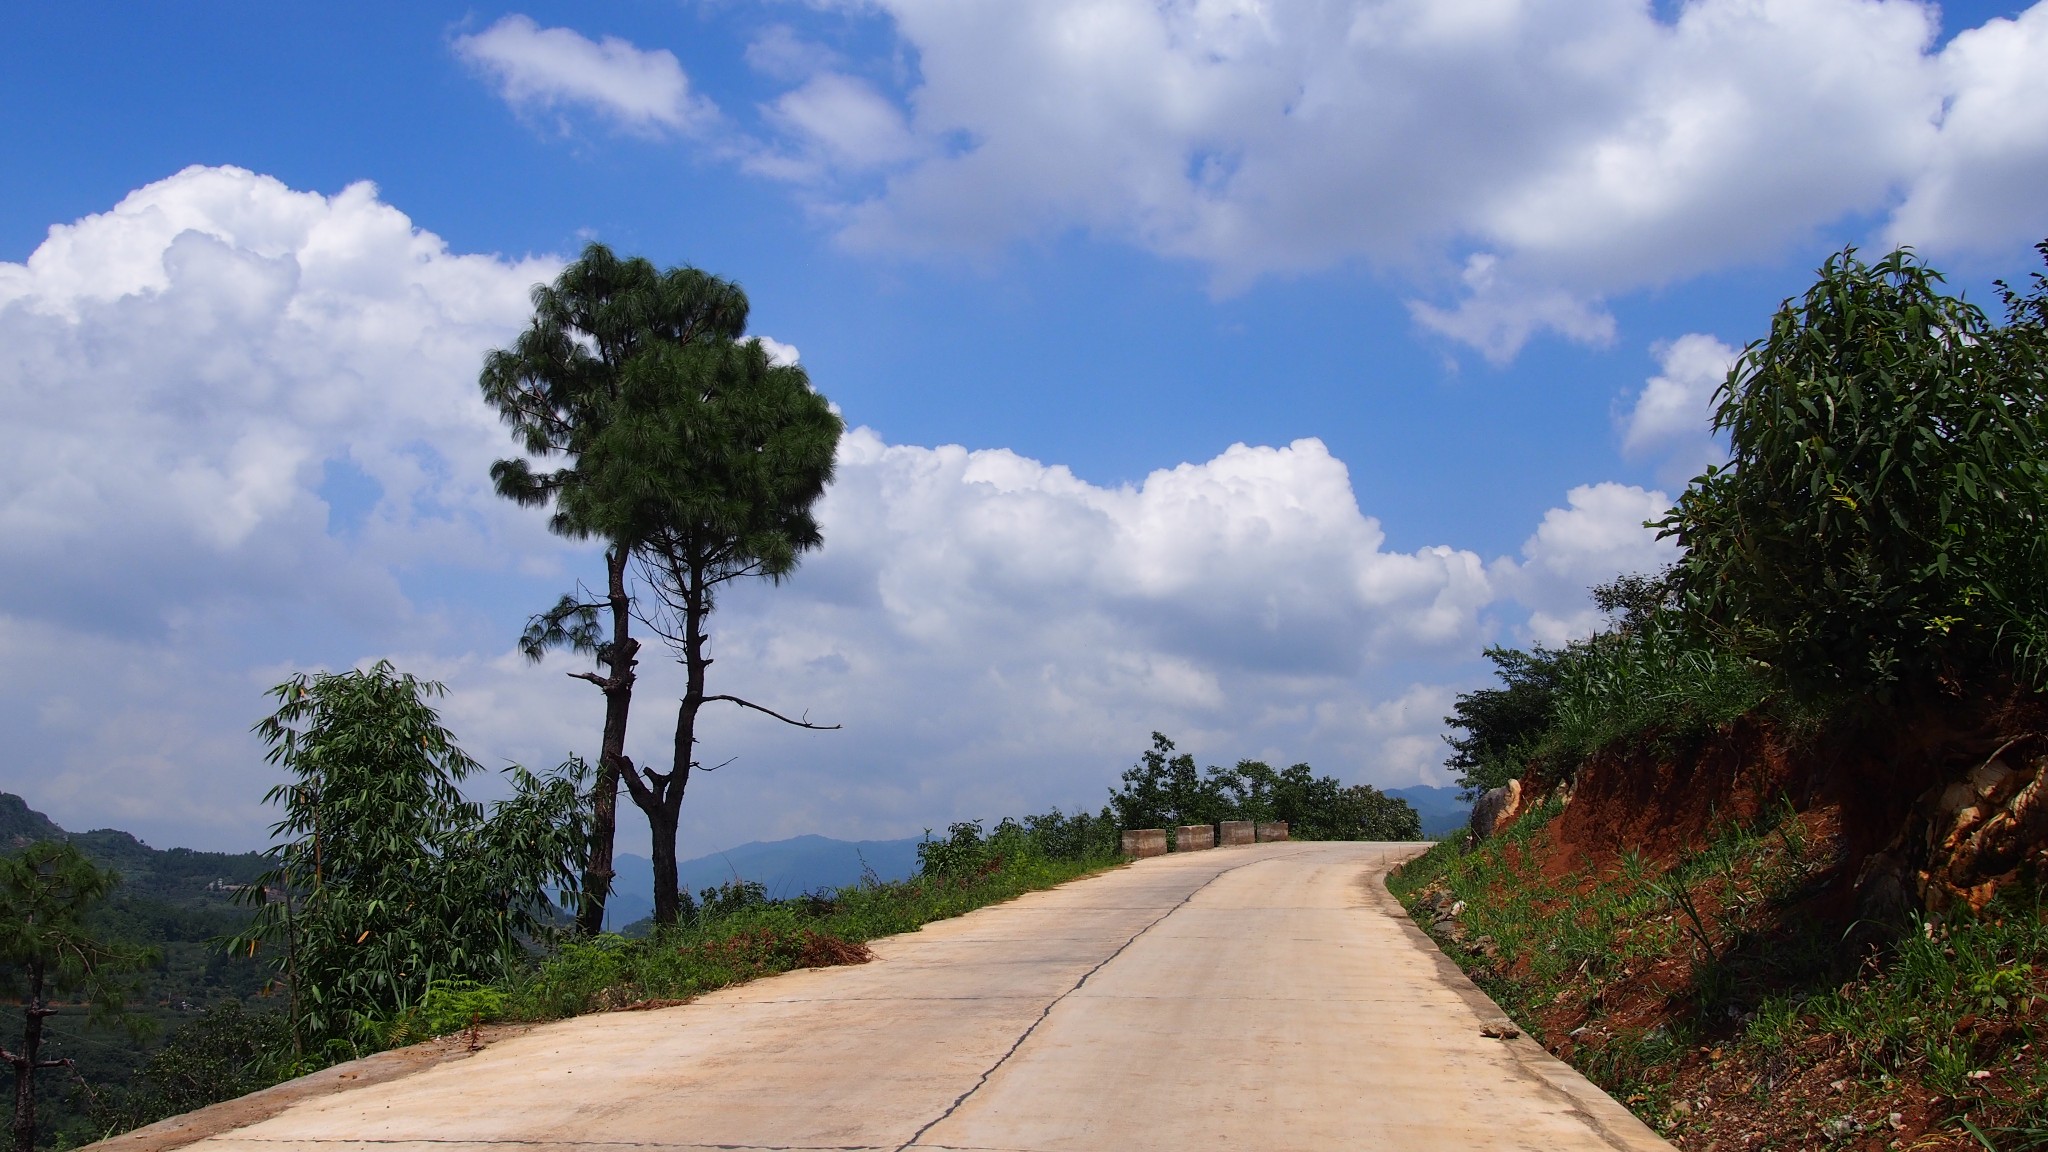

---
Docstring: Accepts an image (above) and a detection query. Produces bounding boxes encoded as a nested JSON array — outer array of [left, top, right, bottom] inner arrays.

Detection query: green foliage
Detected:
[[1227, 760, 1422, 840], [915, 809, 1119, 877], [1663, 244, 2048, 692], [365, 980, 511, 1050], [480, 243, 751, 544], [103, 1001, 290, 1131], [1535, 620, 1770, 768], [0, 844, 153, 1019], [235, 663, 588, 1056], [610, 338, 845, 599], [1106, 733, 1420, 841], [480, 242, 759, 936], [1105, 733, 1233, 832], [1443, 577, 1768, 788], [0, 842, 154, 1152], [1442, 647, 1567, 798]]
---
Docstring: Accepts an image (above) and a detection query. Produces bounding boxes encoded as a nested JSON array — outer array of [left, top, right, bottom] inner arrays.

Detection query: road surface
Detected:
[[110, 842, 1670, 1152]]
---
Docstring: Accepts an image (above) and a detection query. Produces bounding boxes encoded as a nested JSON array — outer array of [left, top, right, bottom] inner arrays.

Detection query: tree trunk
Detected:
[[626, 557, 705, 930], [647, 778, 684, 927], [10, 963, 45, 1152], [649, 693, 699, 926], [577, 545, 640, 936]]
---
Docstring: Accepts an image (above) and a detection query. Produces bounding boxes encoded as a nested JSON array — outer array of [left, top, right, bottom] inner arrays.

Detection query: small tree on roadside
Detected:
[[0, 843, 151, 1152], [588, 337, 844, 927], [235, 663, 586, 1055], [481, 242, 750, 935], [1107, 733, 1234, 832], [1442, 647, 1566, 798]]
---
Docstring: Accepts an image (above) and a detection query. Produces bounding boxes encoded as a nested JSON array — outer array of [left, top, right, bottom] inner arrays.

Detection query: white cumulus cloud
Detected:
[[0, 166, 563, 846], [1492, 482, 1679, 646], [0, 166, 1692, 852], [454, 15, 714, 134], [1888, 5, 2048, 250], [1621, 333, 1739, 486], [708, 0, 2048, 358]]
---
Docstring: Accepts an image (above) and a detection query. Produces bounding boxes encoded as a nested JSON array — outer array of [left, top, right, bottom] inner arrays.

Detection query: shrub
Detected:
[[1662, 244, 2048, 693], [1442, 647, 1568, 798], [1536, 621, 1769, 767], [234, 664, 587, 1055]]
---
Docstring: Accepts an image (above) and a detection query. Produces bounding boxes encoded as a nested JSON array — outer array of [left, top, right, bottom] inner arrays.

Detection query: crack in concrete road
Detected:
[[107, 845, 1673, 1152], [889, 857, 1265, 1152]]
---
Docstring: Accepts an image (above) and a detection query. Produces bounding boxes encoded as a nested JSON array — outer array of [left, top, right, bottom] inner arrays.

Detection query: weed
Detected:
[[1391, 798, 2048, 1144]]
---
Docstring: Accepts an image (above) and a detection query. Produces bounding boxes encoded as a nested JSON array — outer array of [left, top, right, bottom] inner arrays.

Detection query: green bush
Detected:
[[1663, 244, 2048, 692], [233, 664, 587, 1056], [1442, 647, 1567, 798], [95, 1000, 291, 1133]]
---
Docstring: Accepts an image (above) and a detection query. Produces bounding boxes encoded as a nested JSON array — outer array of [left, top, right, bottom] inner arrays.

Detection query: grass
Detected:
[[1534, 626, 1772, 773], [339, 817, 1126, 1049], [1389, 801, 2048, 1148], [497, 850, 1115, 1022]]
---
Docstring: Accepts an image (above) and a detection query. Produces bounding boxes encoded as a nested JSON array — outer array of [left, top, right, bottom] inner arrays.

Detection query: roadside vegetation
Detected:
[[1397, 240, 2048, 1151]]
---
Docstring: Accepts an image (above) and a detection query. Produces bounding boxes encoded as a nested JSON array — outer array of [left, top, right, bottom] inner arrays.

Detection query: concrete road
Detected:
[[140, 843, 1670, 1152]]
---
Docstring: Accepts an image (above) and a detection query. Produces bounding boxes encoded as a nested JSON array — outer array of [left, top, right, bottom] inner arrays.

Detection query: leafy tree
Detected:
[[1108, 735, 1419, 840], [590, 337, 845, 927], [917, 810, 1121, 876], [1661, 244, 2048, 692], [1219, 761, 1419, 840], [1442, 647, 1566, 798], [481, 243, 750, 935], [1340, 784, 1424, 841], [1591, 566, 1678, 637], [1107, 733, 1234, 833], [0, 843, 151, 1152], [110, 1000, 289, 1130], [235, 664, 586, 1055]]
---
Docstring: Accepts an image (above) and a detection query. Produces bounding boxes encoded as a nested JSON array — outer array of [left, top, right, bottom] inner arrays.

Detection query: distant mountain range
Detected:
[[0, 791, 274, 1008], [1383, 785, 1471, 838], [0, 792, 271, 898]]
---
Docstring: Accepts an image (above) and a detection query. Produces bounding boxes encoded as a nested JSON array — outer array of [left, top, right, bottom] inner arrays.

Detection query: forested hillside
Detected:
[[0, 793, 274, 1146]]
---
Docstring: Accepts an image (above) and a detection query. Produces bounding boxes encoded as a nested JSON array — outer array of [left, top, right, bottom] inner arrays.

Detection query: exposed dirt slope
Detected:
[[1393, 691, 2048, 1151]]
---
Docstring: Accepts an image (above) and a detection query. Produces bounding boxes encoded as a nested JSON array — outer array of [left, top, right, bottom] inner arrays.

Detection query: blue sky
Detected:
[[3, 0, 2046, 853]]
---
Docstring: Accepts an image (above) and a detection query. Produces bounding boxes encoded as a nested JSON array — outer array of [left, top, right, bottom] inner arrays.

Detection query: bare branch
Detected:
[[567, 672, 609, 688], [702, 695, 842, 730]]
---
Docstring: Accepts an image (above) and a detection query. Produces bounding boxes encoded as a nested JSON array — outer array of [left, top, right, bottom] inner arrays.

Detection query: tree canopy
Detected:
[[1662, 244, 2048, 692], [605, 335, 845, 927], [0, 842, 150, 1152], [1107, 733, 1420, 841], [479, 243, 756, 935]]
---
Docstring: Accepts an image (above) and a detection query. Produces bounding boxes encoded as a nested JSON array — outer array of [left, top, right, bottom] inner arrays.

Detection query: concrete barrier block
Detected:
[[1255, 821, 1290, 843], [1121, 828, 1168, 858], [1174, 824, 1215, 851], [1219, 820, 1256, 847]]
